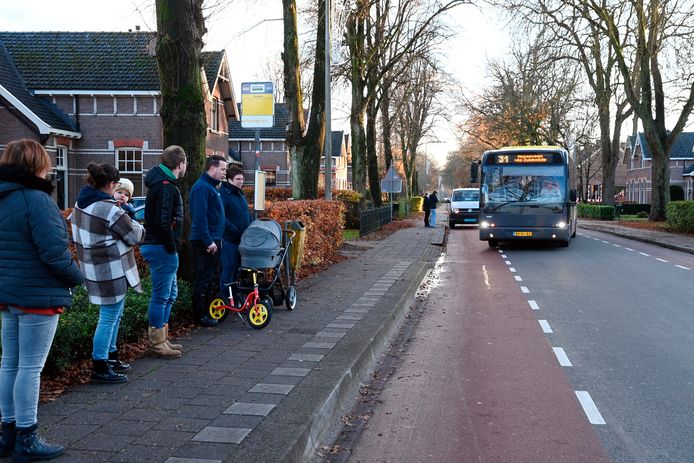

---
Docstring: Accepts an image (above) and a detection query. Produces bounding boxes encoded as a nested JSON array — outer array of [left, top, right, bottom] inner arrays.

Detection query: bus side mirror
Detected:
[[470, 162, 478, 183], [569, 189, 577, 202]]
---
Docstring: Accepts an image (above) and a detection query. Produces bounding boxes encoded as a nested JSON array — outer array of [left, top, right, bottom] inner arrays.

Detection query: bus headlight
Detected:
[[556, 221, 567, 229], [480, 221, 494, 229]]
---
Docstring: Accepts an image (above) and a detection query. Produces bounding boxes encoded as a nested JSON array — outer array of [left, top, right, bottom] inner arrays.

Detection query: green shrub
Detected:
[[636, 211, 649, 218], [577, 203, 615, 220], [44, 276, 192, 375], [666, 200, 694, 233]]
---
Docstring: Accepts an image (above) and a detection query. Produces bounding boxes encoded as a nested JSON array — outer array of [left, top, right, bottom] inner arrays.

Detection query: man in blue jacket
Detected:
[[220, 165, 252, 288], [190, 155, 227, 326]]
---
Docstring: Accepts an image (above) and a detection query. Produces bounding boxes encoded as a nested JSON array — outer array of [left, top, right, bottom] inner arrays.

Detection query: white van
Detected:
[[449, 187, 480, 228]]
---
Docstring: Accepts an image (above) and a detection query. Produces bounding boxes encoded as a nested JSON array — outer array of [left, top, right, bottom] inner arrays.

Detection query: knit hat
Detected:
[[115, 178, 134, 197]]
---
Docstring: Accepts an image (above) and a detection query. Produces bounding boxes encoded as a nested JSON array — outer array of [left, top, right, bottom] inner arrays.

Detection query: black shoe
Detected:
[[13, 424, 63, 463], [91, 360, 127, 384], [107, 351, 131, 373], [198, 315, 218, 327], [0, 421, 15, 457]]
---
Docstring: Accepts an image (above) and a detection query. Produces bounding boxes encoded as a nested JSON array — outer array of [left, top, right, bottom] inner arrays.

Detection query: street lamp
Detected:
[[323, 0, 332, 199]]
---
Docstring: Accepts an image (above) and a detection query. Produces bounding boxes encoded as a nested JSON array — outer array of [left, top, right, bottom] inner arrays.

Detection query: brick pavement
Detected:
[[39, 223, 443, 463]]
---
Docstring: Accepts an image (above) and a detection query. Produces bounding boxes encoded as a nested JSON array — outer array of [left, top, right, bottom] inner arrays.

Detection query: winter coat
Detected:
[[0, 166, 83, 309], [142, 165, 184, 253], [429, 193, 439, 209], [189, 172, 225, 246], [423, 195, 431, 211], [70, 186, 144, 305], [220, 182, 252, 245]]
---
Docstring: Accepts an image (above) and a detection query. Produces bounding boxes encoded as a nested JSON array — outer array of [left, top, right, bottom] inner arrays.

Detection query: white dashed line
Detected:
[[676, 265, 691, 270], [612, 244, 622, 248], [498, 249, 503, 253], [552, 347, 572, 366], [656, 258, 668, 263], [601, 240, 609, 244], [509, 268, 516, 273], [520, 286, 529, 294], [538, 320, 553, 333], [625, 247, 634, 251], [593, 238, 600, 241], [528, 300, 540, 311], [501, 254, 507, 258], [514, 276, 522, 281], [575, 391, 606, 425], [639, 252, 650, 257], [505, 260, 512, 265]]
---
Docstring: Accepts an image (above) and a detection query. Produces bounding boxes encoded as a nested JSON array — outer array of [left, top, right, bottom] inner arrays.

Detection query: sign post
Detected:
[[241, 82, 274, 218], [381, 166, 403, 216]]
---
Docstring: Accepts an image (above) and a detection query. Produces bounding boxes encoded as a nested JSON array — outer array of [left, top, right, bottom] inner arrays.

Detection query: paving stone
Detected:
[[193, 426, 251, 444], [315, 331, 346, 338], [165, 458, 222, 463], [345, 307, 370, 313], [336, 313, 363, 320], [270, 367, 311, 377], [302, 341, 336, 349], [287, 353, 324, 362], [248, 383, 293, 395], [326, 322, 356, 329], [223, 402, 275, 416]]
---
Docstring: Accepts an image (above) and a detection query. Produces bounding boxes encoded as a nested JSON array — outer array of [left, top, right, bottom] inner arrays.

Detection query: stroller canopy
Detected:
[[239, 219, 283, 268]]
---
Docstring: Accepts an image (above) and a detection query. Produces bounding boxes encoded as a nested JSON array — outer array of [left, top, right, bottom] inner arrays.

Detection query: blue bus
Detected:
[[478, 146, 578, 247]]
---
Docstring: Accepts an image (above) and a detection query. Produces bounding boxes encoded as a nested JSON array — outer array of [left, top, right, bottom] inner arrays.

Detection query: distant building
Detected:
[[319, 131, 350, 190], [624, 132, 694, 203], [0, 31, 238, 207]]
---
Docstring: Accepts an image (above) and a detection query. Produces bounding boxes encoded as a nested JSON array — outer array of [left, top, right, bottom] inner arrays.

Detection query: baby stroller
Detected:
[[208, 219, 299, 329]]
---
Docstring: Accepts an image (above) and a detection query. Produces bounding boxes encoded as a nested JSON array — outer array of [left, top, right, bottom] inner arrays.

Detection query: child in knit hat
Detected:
[[114, 178, 136, 218]]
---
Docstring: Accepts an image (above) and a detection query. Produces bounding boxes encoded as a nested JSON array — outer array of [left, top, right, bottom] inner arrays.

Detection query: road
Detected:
[[336, 226, 694, 462]]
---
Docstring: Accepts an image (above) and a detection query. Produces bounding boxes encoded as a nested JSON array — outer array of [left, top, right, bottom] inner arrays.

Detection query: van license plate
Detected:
[[464, 218, 476, 222], [513, 231, 533, 237]]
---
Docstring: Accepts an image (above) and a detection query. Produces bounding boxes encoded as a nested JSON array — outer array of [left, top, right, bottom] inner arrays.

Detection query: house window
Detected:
[[116, 148, 143, 196], [54, 146, 68, 209], [265, 170, 276, 186], [210, 97, 219, 131]]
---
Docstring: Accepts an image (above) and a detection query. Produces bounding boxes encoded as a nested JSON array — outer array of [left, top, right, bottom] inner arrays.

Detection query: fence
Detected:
[[359, 205, 393, 237]]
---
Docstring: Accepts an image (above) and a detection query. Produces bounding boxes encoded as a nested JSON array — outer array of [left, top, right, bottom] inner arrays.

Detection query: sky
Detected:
[[0, 0, 509, 165]]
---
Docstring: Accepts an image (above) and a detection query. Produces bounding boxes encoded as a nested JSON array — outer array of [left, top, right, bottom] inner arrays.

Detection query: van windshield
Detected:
[[452, 190, 479, 202]]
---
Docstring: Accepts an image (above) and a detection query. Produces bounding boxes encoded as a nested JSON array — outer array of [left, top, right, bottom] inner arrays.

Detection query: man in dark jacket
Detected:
[[190, 155, 227, 326], [220, 165, 252, 287], [423, 193, 431, 227], [429, 190, 439, 227], [140, 145, 187, 357]]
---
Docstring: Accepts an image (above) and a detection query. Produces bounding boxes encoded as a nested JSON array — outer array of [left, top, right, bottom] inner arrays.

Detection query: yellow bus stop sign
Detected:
[[241, 82, 274, 129]]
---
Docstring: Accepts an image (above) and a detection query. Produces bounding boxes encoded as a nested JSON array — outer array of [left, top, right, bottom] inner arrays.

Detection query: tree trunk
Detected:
[[366, 98, 382, 206], [644, 129, 670, 220], [346, 2, 367, 196], [155, 0, 207, 281], [350, 110, 366, 194], [381, 83, 393, 171]]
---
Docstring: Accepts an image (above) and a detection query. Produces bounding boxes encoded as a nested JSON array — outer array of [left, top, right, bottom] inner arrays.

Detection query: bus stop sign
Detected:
[[381, 166, 403, 193]]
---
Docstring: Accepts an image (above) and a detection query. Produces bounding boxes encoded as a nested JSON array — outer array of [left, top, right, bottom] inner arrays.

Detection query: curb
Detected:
[[578, 224, 694, 255], [281, 261, 433, 462]]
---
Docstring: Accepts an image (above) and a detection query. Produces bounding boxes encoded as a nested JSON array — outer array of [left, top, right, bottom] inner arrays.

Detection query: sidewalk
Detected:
[[578, 220, 694, 254], [39, 223, 444, 463]]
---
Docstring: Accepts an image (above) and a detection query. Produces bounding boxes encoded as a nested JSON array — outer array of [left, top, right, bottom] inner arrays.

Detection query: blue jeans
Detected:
[[92, 298, 125, 360], [141, 244, 179, 328], [0, 308, 59, 427], [220, 239, 240, 288], [429, 208, 437, 226]]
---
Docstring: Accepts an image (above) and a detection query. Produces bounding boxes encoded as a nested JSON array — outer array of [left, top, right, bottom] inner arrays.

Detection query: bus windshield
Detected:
[[482, 165, 565, 213]]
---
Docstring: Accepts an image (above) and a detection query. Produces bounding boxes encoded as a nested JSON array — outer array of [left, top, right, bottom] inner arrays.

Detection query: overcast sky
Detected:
[[0, 0, 508, 165]]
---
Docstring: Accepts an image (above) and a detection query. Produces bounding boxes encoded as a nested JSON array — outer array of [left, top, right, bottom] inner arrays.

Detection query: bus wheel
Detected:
[[488, 240, 498, 248]]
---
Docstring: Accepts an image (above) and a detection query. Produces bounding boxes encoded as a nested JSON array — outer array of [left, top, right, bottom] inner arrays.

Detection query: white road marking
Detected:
[[601, 240, 609, 244], [509, 268, 516, 273], [538, 320, 553, 333], [528, 300, 540, 311], [498, 249, 503, 253], [575, 391, 606, 425], [520, 286, 529, 293], [676, 265, 691, 270], [501, 254, 507, 258], [514, 276, 522, 281], [639, 252, 650, 257], [482, 265, 490, 289], [656, 258, 668, 263], [625, 247, 634, 251], [552, 347, 572, 366], [505, 260, 512, 265], [612, 244, 622, 248]]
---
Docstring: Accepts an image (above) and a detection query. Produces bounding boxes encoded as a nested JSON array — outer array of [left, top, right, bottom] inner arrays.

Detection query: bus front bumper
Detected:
[[479, 227, 570, 242]]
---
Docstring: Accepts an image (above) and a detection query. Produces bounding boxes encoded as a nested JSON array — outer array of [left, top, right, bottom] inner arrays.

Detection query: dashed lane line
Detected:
[[656, 258, 668, 263], [538, 320, 553, 333], [552, 347, 572, 367], [528, 300, 540, 311], [576, 391, 606, 425], [514, 275, 522, 281], [520, 286, 530, 294], [676, 265, 691, 270]]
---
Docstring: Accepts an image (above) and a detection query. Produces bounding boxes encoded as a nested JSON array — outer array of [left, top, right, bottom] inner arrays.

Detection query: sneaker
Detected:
[[198, 315, 219, 327]]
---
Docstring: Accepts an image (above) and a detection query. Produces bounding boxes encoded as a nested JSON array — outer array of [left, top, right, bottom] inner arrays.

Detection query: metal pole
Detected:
[[323, 0, 333, 199], [254, 128, 260, 219]]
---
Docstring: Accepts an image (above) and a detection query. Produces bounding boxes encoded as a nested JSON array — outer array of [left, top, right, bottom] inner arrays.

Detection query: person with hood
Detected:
[[113, 177, 136, 218], [0, 139, 83, 462], [189, 155, 227, 327], [429, 190, 439, 227], [220, 165, 252, 288], [140, 146, 187, 358], [70, 163, 144, 384], [423, 193, 432, 227]]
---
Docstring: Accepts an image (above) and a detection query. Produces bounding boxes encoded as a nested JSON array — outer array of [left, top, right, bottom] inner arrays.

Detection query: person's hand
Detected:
[[207, 242, 218, 254]]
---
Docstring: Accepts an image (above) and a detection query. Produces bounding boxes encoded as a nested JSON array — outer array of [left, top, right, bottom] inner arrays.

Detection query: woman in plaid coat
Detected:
[[70, 163, 144, 384]]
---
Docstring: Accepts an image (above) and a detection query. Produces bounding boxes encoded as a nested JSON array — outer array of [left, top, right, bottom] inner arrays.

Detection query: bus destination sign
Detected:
[[493, 152, 557, 164]]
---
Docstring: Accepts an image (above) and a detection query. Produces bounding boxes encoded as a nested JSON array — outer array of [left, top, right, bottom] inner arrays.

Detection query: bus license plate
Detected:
[[513, 231, 533, 237]]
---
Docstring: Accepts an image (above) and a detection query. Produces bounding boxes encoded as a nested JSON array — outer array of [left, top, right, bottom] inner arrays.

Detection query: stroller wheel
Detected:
[[245, 301, 272, 329], [209, 298, 230, 322], [285, 286, 297, 310]]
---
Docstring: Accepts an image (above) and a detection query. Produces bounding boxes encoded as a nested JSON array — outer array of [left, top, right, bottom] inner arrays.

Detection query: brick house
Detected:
[[624, 132, 694, 203], [229, 102, 351, 190], [0, 31, 238, 208]]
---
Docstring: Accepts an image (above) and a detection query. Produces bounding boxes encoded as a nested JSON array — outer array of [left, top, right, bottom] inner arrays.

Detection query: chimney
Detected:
[[135, 25, 141, 31]]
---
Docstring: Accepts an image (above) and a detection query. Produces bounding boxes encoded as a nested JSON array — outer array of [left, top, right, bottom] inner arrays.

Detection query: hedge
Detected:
[[616, 203, 651, 215], [666, 200, 694, 233], [577, 203, 616, 220]]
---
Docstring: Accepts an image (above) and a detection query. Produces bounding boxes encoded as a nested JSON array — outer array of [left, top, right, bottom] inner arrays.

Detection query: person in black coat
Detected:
[[220, 165, 252, 287], [423, 193, 431, 227], [428, 190, 439, 227], [0, 139, 83, 461]]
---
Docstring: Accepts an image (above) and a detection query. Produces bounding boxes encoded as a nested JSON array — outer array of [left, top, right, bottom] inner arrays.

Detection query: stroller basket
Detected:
[[239, 219, 283, 268]]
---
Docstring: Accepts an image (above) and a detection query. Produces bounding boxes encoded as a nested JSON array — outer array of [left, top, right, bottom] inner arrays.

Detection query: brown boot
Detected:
[[163, 323, 183, 351], [148, 327, 181, 359]]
